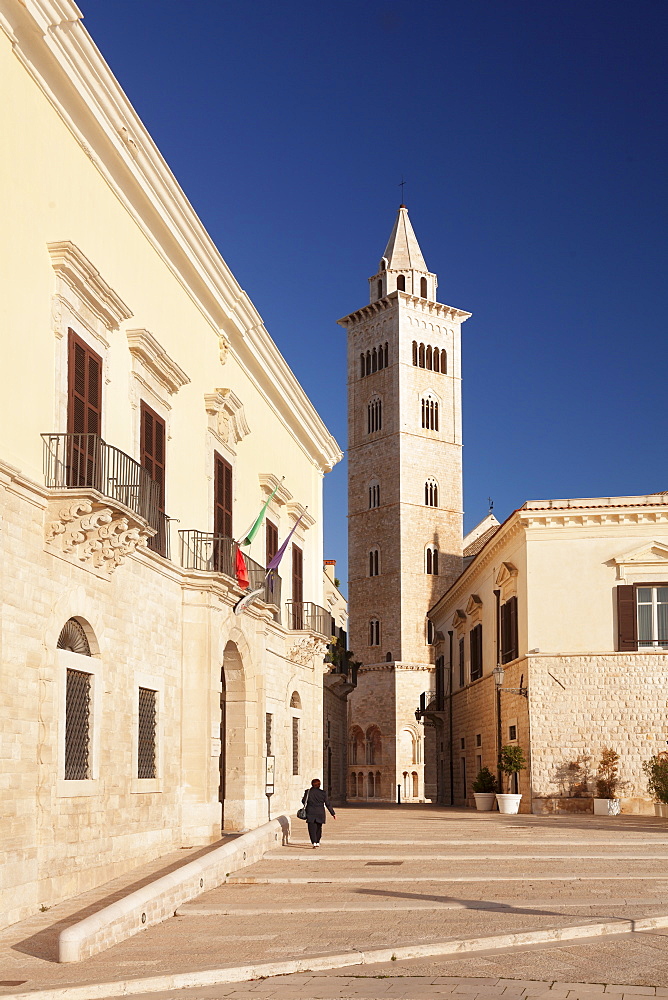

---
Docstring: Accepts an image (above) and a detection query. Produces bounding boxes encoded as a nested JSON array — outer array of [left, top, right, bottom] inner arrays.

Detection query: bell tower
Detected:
[[339, 205, 470, 803]]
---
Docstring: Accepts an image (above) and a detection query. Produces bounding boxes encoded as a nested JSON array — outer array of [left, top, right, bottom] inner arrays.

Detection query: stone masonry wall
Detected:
[[529, 653, 668, 807]]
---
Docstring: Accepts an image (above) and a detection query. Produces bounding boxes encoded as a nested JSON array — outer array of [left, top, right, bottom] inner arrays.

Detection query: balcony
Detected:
[[286, 601, 332, 637], [179, 530, 281, 614], [41, 433, 168, 572]]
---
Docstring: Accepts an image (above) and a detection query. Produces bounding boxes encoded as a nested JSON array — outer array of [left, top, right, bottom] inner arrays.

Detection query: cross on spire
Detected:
[[399, 176, 406, 204]]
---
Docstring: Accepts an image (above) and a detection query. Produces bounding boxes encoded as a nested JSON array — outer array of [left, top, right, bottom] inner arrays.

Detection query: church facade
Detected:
[[0, 0, 341, 930], [340, 207, 470, 802]]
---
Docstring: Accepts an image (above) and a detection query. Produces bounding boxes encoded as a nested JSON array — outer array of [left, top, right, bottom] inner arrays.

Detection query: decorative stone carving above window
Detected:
[[495, 561, 518, 600], [204, 389, 250, 450], [126, 329, 190, 396], [287, 501, 316, 531], [451, 609, 467, 633], [465, 594, 483, 622], [218, 333, 230, 366], [47, 241, 132, 345], [45, 495, 155, 579], [259, 474, 293, 506], [613, 540, 668, 582]]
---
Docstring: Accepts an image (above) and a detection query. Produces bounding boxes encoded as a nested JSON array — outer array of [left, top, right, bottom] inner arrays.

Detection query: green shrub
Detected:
[[472, 767, 497, 793], [643, 752, 668, 804], [499, 744, 526, 793]]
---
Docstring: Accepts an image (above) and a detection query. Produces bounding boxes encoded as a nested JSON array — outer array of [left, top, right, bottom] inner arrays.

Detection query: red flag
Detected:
[[235, 544, 249, 590]]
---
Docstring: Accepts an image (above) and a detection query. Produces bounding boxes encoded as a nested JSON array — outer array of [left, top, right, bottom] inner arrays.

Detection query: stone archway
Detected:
[[220, 639, 248, 832]]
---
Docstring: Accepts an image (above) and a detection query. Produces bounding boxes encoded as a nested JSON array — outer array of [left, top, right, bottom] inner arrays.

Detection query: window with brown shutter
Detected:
[[616, 584, 637, 651], [266, 520, 278, 568], [214, 453, 233, 538], [470, 623, 483, 681], [67, 330, 102, 487], [141, 402, 167, 555], [501, 596, 518, 663], [292, 544, 303, 604]]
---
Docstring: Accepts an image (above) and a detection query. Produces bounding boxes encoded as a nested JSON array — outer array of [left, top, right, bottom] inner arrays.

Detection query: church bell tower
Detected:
[[339, 205, 470, 802]]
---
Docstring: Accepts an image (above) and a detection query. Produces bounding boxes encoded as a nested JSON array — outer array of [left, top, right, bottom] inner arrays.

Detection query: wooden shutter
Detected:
[[67, 331, 102, 487], [292, 544, 303, 604], [140, 403, 165, 509], [266, 520, 278, 568], [68, 330, 102, 435], [508, 596, 518, 660], [214, 453, 233, 538], [617, 585, 637, 651]]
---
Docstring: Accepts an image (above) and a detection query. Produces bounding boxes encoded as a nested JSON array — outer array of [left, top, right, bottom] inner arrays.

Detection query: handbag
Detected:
[[297, 787, 310, 820]]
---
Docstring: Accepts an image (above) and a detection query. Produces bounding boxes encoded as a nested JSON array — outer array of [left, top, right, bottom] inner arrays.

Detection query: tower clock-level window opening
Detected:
[[418, 343, 425, 368], [412, 341, 418, 366], [440, 349, 447, 373], [384, 342, 388, 367], [426, 345, 432, 369], [396, 274, 406, 291], [420, 277, 428, 298], [369, 548, 380, 577], [292, 717, 299, 775], [372, 348, 378, 373], [369, 618, 380, 646], [377, 278, 382, 299], [137, 687, 157, 779], [425, 478, 438, 507], [425, 544, 439, 576], [65, 668, 92, 780]]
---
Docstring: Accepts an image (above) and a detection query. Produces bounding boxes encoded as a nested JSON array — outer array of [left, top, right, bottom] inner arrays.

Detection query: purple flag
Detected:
[[267, 513, 305, 573]]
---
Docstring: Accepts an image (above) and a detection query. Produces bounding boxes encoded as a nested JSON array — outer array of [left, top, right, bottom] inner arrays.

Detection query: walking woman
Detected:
[[302, 778, 336, 847]]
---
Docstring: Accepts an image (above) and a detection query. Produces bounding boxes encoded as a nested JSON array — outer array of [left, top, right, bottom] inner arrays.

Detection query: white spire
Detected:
[[381, 204, 428, 271]]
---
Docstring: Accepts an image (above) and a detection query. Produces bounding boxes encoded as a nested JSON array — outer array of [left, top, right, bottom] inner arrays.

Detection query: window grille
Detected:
[[65, 668, 91, 779], [266, 712, 273, 755], [292, 717, 299, 775], [138, 687, 157, 779], [57, 618, 90, 655]]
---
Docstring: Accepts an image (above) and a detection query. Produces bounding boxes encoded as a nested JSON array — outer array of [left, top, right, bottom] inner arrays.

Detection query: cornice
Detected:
[[521, 507, 668, 529], [338, 295, 396, 327], [4, 2, 341, 476], [126, 329, 190, 395], [47, 241, 132, 331]]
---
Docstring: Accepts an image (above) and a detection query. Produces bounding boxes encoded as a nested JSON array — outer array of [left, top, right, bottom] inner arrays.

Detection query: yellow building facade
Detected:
[[0, 0, 341, 929]]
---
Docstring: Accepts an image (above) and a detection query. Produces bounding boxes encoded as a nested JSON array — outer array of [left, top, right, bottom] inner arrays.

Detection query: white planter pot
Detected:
[[593, 797, 621, 816], [473, 792, 496, 811], [654, 802, 668, 818], [496, 793, 522, 815]]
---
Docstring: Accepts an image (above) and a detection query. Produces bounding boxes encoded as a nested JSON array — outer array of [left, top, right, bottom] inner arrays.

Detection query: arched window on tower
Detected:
[[372, 348, 377, 373], [426, 345, 432, 370], [426, 544, 439, 576], [421, 393, 439, 431], [396, 274, 406, 292], [360, 353, 365, 378], [369, 619, 380, 646], [366, 725, 382, 764], [412, 341, 418, 366], [368, 547, 380, 577], [418, 343, 425, 368], [384, 342, 389, 367], [433, 348, 440, 373], [365, 351, 371, 376], [368, 479, 380, 509], [441, 349, 447, 374], [367, 396, 382, 434], [420, 277, 428, 298], [424, 477, 438, 507], [427, 619, 435, 644]]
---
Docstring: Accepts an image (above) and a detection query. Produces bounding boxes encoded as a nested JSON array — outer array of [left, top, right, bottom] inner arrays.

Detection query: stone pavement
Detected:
[[1, 806, 668, 999]]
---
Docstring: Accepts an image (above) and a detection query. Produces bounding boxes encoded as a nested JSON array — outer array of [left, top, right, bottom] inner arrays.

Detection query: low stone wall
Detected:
[[58, 816, 290, 963]]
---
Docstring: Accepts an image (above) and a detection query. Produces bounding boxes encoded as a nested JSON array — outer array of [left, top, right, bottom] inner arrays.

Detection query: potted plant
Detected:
[[594, 747, 621, 815], [643, 751, 668, 818], [472, 766, 497, 811], [496, 744, 526, 814]]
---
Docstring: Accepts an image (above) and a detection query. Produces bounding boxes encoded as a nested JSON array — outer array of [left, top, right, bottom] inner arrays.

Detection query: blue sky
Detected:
[[81, 1, 667, 593]]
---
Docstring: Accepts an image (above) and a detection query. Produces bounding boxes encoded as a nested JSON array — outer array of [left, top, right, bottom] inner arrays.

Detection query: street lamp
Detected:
[[493, 664, 528, 698]]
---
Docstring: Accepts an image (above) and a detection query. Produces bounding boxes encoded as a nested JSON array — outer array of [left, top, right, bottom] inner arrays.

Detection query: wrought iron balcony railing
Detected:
[[146, 510, 171, 560], [42, 432, 165, 542], [179, 530, 281, 612], [286, 601, 333, 637]]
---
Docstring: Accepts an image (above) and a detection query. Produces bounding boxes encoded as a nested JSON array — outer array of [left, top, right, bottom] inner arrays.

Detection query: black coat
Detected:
[[302, 786, 335, 823]]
